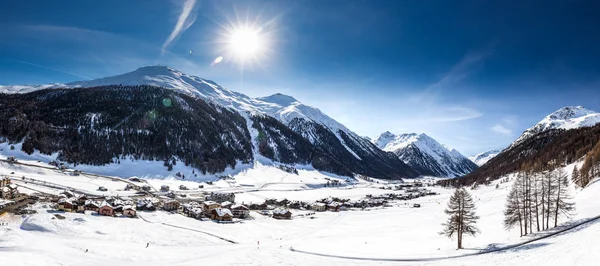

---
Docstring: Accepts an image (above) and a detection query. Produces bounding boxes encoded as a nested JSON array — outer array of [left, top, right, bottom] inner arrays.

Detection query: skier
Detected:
[[85, 249, 88, 253], [146, 242, 149, 248]]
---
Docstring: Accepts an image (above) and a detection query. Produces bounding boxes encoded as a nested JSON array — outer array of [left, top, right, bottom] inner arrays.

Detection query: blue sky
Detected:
[[1, 0, 600, 155]]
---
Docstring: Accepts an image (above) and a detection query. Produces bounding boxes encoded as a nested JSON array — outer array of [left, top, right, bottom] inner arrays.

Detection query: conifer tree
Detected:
[[440, 188, 479, 249]]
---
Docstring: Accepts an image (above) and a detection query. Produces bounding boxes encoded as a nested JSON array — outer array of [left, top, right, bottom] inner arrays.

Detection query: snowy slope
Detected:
[[513, 106, 600, 145], [374, 132, 478, 177], [469, 149, 502, 166]]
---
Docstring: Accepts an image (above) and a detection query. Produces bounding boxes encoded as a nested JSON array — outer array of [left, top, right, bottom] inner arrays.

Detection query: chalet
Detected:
[[328, 202, 341, 212], [202, 201, 221, 213], [231, 204, 250, 219], [220, 201, 233, 209], [210, 192, 235, 203], [182, 203, 204, 219], [311, 203, 326, 212], [58, 198, 75, 211], [98, 202, 114, 216], [210, 208, 233, 222], [163, 200, 180, 211], [84, 200, 100, 212], [0, 177, 10, 187], [113, 205, 124, 213], [123, 206, 136, 217], [76, 195, 88, 206], [272, 208, 292, 220]]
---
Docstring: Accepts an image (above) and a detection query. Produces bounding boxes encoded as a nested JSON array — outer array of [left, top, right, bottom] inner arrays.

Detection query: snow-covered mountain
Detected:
[[374, 132, 478, 177], [513, 106, 600, 145], [469, 149, 502, 166], [0, 66, 417, 179]]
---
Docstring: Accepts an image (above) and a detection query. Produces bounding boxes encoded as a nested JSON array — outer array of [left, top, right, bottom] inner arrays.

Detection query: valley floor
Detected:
[[0, 159, 599, 265]]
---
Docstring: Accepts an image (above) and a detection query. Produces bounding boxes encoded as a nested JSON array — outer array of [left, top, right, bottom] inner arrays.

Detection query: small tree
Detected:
[[440, 188, 479, 249]]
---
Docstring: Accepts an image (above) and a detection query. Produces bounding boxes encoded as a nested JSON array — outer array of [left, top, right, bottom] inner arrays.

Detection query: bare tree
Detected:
[[554, 169, 575, 227], [440, 187, 479, 249], [503, 183, 524, 236]]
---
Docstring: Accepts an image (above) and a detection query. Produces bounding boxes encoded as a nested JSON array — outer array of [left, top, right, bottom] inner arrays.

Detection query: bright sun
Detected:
[[228, 27, 263, 58]]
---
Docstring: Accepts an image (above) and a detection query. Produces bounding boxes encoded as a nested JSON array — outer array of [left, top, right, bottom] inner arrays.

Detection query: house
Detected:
[[160, 185, 170, 192], [210, 192, 235, 203], [0, 177, 10, 187], [179, 185, 188, 190], [231, 204, 250, 219], [220, 201, 233, 209], [61, 190, 76, 198], [123, 206, 136, 217], [163, 200, 180, 211], [272, 208, 292, 220], [210, 208, 233, 221], [76, 195, 88, 206], [202, 201, 221, 213], [98, 202, 114, 216], [58, 198, 74, 211], [84, 200, 100, 212], [311, 203, 326, 212], [328, 202, 341, 212]]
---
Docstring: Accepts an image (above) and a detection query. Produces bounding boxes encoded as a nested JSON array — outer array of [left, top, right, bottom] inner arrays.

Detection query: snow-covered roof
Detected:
[[203, 201, 219, 206], [123, 205, 135, 211], [231, 204, 248, 210], [221, 201, 233, 206], [213, 208, 232, 217], [99, 201, 112, 208], [272, 208, 291, 215], [84, 200, 99, 207], [7, 184, 17, 189]]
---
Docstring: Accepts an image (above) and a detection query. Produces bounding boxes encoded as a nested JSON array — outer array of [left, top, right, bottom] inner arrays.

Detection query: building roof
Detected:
[[7, 184, 17, 190], [221, 201, 233, 206], [84, 200, 99, 207], [99, 201, 113, 208], [213, 208, 233, 217], [123, 205, 136, 211], [203, 201, 219, 206], [231, 204, 249, 210], [273, 208, 291, 215]]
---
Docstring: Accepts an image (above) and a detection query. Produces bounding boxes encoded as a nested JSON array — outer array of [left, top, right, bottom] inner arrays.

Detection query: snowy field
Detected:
[[0, 157, 599, 265]]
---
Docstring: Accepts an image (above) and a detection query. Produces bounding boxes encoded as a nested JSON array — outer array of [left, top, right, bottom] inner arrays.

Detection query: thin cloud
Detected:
[[9, 59, 91, 80], [162, 0, 198, 52], [491, 124, 513, 136]]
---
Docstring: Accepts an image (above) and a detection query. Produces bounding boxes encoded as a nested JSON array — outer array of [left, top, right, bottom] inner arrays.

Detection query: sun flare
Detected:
[[228, 26, 263, 58]]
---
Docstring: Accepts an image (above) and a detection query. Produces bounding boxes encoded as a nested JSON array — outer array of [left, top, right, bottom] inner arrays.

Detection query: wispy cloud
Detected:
[[491, 124, 513, 135], [162, 0, 198, 52], [8, 59, 91, 80]]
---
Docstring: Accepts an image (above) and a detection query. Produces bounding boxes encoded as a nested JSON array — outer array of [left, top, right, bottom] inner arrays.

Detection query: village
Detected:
[[0, 160, 439, 225]]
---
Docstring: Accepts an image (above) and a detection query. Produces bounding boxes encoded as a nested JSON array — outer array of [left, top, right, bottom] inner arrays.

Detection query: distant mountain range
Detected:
[[0, 66, 417, 180], [469, 149, 503, 166], [373, 132, 478, 177]]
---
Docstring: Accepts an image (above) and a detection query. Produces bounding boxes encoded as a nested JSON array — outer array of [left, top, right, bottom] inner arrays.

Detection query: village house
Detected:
[[84, 200, 100, 212], [328, 202, 341, 212], [220, 201, 233, 209], [210, 208, 233, 222], [163, 200, 180, 211], [272, 208, 292, 220], [76, 195, 88, 206], [58, 198, 74, 212], [182, 203, 204, 219], [122, 205, 136, 217], [209, 192, 235, 203], [99, 201, 114, 216], [311, 203, 326, 212], [202, 201, 221, 213], [0, 177, 11, 187], [231, 204, 250, 219]]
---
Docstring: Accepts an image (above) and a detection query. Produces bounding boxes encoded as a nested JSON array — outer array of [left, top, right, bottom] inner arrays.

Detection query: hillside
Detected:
[[374, 132, 477, 177]]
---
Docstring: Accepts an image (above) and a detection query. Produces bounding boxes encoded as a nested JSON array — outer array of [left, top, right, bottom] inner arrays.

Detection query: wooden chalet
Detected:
[[210, 208, 233, 222], [272, 208, 292, 220], [231, 204, 250, 219]]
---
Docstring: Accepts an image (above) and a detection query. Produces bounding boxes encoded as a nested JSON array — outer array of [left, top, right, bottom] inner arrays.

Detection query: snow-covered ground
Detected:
[[0, 159, 599, 265]]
